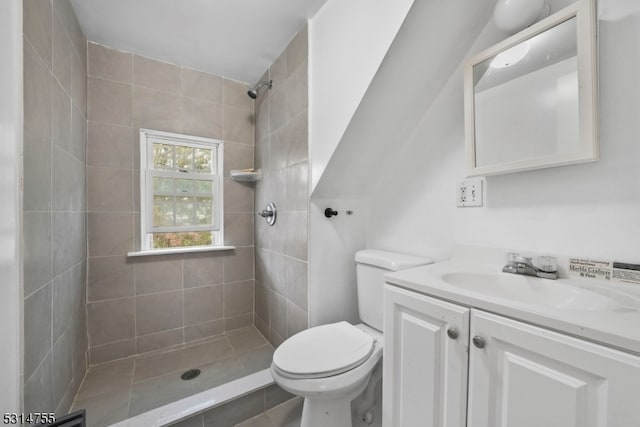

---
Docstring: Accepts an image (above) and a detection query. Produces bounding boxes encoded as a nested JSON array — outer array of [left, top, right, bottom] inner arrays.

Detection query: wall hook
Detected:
[[324, 208, 338, 218]]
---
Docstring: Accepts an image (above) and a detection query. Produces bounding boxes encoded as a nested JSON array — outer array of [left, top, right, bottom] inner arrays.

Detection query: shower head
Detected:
[[247, 80, 272, 99]]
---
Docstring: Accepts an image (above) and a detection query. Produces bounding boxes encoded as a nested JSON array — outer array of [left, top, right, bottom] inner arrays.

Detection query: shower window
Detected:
[[139, 129, 223, 250]]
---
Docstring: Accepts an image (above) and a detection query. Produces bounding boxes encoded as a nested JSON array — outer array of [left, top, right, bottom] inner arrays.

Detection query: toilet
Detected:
[[270, 249, 432, 427]]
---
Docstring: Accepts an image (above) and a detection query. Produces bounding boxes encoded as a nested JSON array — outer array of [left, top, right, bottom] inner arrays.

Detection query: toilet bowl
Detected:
[[270, 323, 382, 427], [270, 249, 432, 427]]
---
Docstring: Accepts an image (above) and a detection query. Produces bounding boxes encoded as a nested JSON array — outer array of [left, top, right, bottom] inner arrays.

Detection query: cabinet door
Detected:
[[468, 310, 640, 427], [383, 285, 470, 427]]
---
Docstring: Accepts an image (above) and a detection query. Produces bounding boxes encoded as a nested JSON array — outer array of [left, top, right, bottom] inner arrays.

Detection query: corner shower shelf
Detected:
[[230, 169, 261, 182]]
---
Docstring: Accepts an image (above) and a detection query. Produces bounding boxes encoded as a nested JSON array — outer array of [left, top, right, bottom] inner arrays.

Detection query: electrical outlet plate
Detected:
[[457, 178, 483, 207]]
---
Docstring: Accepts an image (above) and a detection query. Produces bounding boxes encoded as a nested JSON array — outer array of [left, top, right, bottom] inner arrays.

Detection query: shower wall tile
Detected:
[[134, 56, 181, 95], [223, 79, 253, 112], [88, 77, 132, 126], [23, 0, 88, 414], [86, 43, 256, 363], [223, 280, 254, 317], [254, 25, 308, 347], [88, 42, 133, 83], [52, 6, 72, 92], [87, 122, 134, 169], [182, 68, 223, 103]]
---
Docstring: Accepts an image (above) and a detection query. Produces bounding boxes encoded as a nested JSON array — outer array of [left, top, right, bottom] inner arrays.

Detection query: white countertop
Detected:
[[385, 260, 640, 356]]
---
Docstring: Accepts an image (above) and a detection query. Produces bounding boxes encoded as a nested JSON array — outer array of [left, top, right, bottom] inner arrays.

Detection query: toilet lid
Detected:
[[273, 322, 375, 379]]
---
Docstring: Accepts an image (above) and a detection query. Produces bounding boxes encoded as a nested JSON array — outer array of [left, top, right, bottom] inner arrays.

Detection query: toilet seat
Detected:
[[272, 321, 375, 379]]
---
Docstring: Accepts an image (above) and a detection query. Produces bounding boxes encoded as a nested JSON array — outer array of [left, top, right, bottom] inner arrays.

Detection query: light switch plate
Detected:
[[457, 178, 483, 207]]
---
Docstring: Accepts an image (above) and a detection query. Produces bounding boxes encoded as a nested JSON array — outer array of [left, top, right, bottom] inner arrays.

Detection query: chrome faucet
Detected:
[[502, 252, 559, 280]]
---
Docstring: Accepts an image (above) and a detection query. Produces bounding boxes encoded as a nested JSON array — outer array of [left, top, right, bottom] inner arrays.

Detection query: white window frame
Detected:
[[139, 129, 224, 251]]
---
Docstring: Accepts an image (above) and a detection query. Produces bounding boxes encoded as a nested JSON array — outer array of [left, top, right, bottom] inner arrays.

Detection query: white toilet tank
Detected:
[[355, 250, 432, 332]]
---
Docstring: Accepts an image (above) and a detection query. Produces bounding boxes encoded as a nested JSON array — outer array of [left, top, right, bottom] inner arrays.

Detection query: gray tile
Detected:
[[87, 298, 135, 346], [89, 339, 136, 365], [265, 385, 295, 411], [269, 85, 287, 133], [223, 141, 254, 176], [88, 42, 133, 83], [224, 281, 254, 317], [88, 256, 134, 302], [285, 60, 307, 119], [23, 212, 52, 296], [133, 348, 185, 383], [137, 328, 184, 354], [70, 103, 86, 161], [223, 106, 254, 145], [203, 388, 265, 427], [24, 0, 52, 68], [24, 283, 52, 380], [71, 48, 87, 115], [190, 356, 245, 393], [224, 213, 254, 247], [134, 55, 181, 94], [284, 162, 308, 212], [23, 127, 52, 212], [185, 319, 224, 343], [225, 313, 253, 332], [52, 11, 72, 94], [133, 255, 183, 295], [183, 253, 224, 288], [255, 99, 270, 146], [133, 86, 183, 134], [52, 146, 85, 212], [182, 97, 222, 139], [286, 302, 307, 339], [285, 110, 308, 167], [227, 327, 269, 355], [52, 266, 83, 341], [183, 336, 235, 367], [87, 122, 134, 169], [52, 79, 72, 154], [224, 178, 255, 213], [129, 372, 194, 416], [255, 283, 270, 326], [265, 397, 303, 427], [77, 358, 134, 399], [53, 0, 85, 60], [286, 25, 308, 78], [170, 415, 204, 427], [223, 247, 254, 283], [72, 389, 130, 427], [52, 329, 74, 404], [184, 285, 223, 326], [24, 352, 55, 414], [255, 316, 270, 343], [223, 79, 253, 112], [88, 77, 132, 126], [235, 413, 274, 427], [24, 39, 52, 139], [136, 291, 184, 335], [87, 166, 133, 212], [269, 292, 287, 339], [285, 258, 307, 310], [88, 212, 134, 256], [55, 380, 75, 417], [52, 212, 85, 275], [182, 68, 222, 103], [269, 52, 287, 95], [284, 211, 308, 262]]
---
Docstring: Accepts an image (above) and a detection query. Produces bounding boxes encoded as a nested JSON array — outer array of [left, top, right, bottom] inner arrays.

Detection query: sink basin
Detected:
[[440, 272, 640, 311]]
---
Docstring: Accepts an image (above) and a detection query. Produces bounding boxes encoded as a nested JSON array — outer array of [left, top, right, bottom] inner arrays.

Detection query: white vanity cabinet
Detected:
[[383, 284, 640, 427], [382, 285, 470, 427]]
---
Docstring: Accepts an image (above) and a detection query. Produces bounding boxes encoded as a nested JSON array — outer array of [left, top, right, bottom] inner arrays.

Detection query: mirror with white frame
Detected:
[[464, 0, 598, 177]]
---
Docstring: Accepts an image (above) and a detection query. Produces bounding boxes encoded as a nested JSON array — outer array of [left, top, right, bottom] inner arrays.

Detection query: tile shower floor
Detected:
[[71, 326, 274, 427]]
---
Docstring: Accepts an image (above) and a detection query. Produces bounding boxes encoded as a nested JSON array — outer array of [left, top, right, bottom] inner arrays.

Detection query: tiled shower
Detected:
[[22, 0, 309, 425]]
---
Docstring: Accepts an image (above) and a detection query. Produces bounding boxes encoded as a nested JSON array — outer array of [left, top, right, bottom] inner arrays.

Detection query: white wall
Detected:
[[0, 0, 23, 413], [309, 199, 367, 327], [308, 0, 414, 191], [368, 0, 640, 263]]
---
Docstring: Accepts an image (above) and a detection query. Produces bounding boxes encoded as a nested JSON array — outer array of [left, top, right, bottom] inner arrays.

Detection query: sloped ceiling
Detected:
[[311, 0, 497, 198], [71, 0, 327, 83]]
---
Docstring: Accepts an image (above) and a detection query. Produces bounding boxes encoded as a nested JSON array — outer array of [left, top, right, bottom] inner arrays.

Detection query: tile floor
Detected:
[[71, 326, 274, 427]]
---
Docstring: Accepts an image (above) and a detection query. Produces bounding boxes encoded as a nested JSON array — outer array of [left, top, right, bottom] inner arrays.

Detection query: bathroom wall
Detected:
[[308, 0, 415, 190], [22, 0, 88, 414], [254, 26, 309, 347], [85, 42, 256, 364], [367, 0, 640, 263]]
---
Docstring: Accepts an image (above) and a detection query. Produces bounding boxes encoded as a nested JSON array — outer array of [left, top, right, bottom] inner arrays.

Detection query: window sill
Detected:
[[127, 245, 236, 257]]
